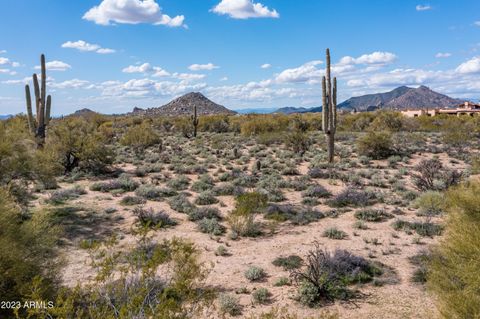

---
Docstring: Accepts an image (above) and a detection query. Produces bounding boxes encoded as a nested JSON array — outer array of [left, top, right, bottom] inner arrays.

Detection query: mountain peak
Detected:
[[135, 92, 236, 116], [339, 86, 465, 111]]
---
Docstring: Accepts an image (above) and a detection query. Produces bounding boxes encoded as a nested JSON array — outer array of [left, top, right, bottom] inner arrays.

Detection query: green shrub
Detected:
[[133, 207, 177, 229], [120, 123, 161, 151], [274, 277, 290, 286], [218, 294, 242, 316], [356, 131, 395, 160], [322, 227, 348, 240], [354, 209, 392, 222], [245, 266, 267, 282], [197, 218, 225, 235], [272, 255, 303, 270], [392, 219, 443, 237], [252, 287, 271, 304], [120, 195, 146, 206], [194, 191, 219, 205], [413, 191, 445, 216], [228, 192, 268, 237], [428, 181, 480, 318], [0, 188, 59, 318]]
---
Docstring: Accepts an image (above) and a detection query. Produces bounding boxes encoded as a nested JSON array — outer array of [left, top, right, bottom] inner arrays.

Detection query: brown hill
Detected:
[[132, 92, 236, 116]]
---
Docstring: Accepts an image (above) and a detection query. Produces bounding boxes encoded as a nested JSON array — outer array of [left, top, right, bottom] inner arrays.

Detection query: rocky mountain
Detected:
[[339, 86, 465, 111], [70, 108, 98, 117], [132, 92, 236, 116], [0, 114, 13, 120]]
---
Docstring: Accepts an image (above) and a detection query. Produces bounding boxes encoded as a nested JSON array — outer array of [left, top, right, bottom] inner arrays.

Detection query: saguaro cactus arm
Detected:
[[25, 84, 35, 133]]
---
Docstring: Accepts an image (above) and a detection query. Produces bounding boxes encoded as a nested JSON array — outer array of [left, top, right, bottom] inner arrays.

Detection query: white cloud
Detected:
[[212, 0, 279, 19], [474, 21, 480, 27], [172, 73, 206, 81], [62, 40, 116, 54], [188, 63, 219, 71], [275, 60, 323, 84], [416, 5, 432, 11], [261, 63, 272, 69], [83, 0, 186, 27], [51, 79, 94, 89], [339, 52, 397, 65], [35, 60, 71, 71], [0, 50, 6, 54], [220, 76, 229, 81], [0, 57, 20, 68], [435, 52, 451, 58], [122, 63, 170, 77], [456, 56, 480, 74]]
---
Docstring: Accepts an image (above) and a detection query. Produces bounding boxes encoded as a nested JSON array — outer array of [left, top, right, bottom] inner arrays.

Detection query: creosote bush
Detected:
[[356, 131, 395, 160], [228, 192, 268, 237], [428, 181, 480, 318]]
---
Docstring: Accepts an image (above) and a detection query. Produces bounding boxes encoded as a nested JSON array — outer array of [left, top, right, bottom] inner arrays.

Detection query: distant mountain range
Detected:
[[273, 86, 467, 114], [0, 114, 13, 120], [131, 92, 236, 116]]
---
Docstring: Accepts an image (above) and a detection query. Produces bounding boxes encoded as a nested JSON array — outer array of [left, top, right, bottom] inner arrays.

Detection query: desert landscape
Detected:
[[1, 1, 480, 319]]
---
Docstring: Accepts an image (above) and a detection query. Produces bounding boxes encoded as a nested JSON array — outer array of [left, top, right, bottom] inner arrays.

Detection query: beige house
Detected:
[[400, 102, 480, 118]]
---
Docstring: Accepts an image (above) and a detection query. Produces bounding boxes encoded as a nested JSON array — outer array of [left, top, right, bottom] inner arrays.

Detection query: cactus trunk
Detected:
[[321, 48, 337, 164], [24, 54, 52, 148], [192, 104, 199, 138]]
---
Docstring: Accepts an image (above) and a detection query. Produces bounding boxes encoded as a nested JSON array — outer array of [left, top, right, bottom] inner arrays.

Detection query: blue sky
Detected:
[[1, 0, 480, 115]]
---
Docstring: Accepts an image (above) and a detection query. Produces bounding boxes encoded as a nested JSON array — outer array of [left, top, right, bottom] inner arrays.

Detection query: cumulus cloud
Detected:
[[261, 63, 272, 69], [212, 0, 279, 19], [172, 73, 206, 81], [122, 63, 170, 77], [416, 4, 432, 11], [275, 60, 323, 84], [83, 0, 186, 27], [0, 57, 20, 68], [456, 56, 480, 74], [51, 79, 95, 89], [339, 52, 397, 65], [62, 40, 116, 54], [435, 52, 451, 58], [35, 60, 71, 71], [188, 63, 219, 71]]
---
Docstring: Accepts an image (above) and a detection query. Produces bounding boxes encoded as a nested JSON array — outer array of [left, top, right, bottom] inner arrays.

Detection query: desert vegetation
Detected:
[[1, 54, 480, 319]]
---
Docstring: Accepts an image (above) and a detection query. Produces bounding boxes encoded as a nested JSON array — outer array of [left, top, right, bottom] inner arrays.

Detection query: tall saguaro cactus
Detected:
[[322, 48, 337, 163], [191, 104, 199, 138], [25, 54, 51, 148]]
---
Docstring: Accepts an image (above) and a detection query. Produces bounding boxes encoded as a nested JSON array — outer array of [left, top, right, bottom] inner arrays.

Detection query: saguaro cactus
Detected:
[[191, 104, 199, 138], [25, 54, 51, 147], [321, 48, 337, 163]]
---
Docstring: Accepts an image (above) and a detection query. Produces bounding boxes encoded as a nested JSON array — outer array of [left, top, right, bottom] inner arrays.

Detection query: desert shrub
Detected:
[[120, 195, 146, 206], [392, 219, 443, 237], [48, 117, 114, 173], [120, 123, 161, 151], [194, 191, 219, 205], [212, 183, 244, 196], [274, 277, 290, 286], [354, 209, 393, 222], [51, 237, 213, 318], [188, 206, 221, 221], [428, 181, 480, 318], [302, 185, 331, 198], [292, 244, 381, 306], [264, 204, 324, 225], [408, 250, 431, 284], [368, 111, 404, 132], [245, 266, 267, 282], [47, 185, 86, 205], [169, 194, 196, 214], [356, 131, 395, 159], [284, 131, 311, 156], [135, 185, 177, 200], [133, 207, 176, 229], [218, 294, 242, 316], [166, 175, 190, 191], [228, 192, 268, 237], [191, 174, 215, 192], [322, 227, 347, 239], [215, 245, 228, 256], [90, 174, 139, 192], [327, 188, 376, 207], [252, 287, 271, 304], [413, 191, 445, 216], [412, 158, 462, 191], [197, 218, 225, 235], [272, 255, 303, 270], [0, 188, 59, 318]]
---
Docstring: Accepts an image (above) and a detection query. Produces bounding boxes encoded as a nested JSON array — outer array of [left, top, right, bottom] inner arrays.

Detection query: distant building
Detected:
[[400, 102, 480, 118]]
